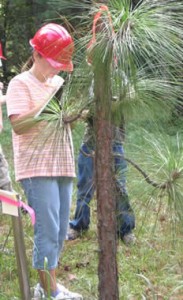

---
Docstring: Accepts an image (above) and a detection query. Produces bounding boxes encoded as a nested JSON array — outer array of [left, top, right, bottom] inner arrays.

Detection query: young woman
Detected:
[[6, 23, 83, 300]]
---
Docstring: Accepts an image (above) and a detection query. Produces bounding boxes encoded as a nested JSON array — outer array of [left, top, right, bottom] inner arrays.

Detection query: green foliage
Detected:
[[105, 0, 183, 124], [45, 0, 183, 130], [125, 122, 183, 225]]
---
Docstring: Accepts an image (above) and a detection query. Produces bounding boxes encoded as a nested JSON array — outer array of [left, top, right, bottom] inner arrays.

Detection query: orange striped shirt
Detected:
[[6, 71, 75, 181]]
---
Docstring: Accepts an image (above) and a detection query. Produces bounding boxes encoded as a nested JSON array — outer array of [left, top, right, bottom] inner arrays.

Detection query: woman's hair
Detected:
[[21, 55, 34, 72]]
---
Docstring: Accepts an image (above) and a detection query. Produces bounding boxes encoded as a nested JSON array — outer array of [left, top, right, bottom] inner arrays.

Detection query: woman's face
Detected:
[[33, 51, 60, 79]]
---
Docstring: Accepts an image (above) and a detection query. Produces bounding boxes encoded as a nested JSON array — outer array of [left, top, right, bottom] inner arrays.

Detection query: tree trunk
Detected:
[[0, 0, 10, 81], [94, 55, 119, 299], [12, 213, 31, 300], [1, 183, 31, 299]]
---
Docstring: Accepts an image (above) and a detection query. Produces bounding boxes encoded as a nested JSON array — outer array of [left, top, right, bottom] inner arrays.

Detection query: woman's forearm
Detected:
[[10, 102, 46, 135]]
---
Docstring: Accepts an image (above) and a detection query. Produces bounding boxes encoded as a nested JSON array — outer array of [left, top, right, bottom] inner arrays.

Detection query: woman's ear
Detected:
[[32, 50, 41, 61], [32, 50, 37, 60]]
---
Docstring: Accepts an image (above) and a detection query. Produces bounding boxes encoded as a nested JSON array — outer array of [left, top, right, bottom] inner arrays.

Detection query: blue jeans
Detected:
[[21, 177, 73, 270], [70, 143, 135, 238]]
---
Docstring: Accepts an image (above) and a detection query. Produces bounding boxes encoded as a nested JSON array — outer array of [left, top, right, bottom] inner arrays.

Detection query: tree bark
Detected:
[[94, 54, 119, 299], [12, 212, 31, 300]]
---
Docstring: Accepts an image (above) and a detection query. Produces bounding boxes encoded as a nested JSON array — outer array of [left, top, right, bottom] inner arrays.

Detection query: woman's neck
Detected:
[[29, 67, 48, 83]]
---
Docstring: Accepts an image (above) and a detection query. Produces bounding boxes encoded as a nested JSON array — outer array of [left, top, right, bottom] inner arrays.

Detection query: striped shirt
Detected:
[[6, 71, 75, 181]]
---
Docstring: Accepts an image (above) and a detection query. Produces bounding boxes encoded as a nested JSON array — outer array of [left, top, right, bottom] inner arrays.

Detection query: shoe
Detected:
[[54, 283, 83, 299], [32, 283, 45, 299], [66, 228, 80, 241], [31, 282, 83, 300], [122, 233, 136, 245]]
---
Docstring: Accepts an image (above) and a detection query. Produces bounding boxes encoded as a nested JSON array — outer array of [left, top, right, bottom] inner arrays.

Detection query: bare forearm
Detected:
[[10, 102, 46, 135]]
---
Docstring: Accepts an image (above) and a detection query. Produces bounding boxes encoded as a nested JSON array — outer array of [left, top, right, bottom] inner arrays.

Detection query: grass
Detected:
[[1, 106, 183, 299]]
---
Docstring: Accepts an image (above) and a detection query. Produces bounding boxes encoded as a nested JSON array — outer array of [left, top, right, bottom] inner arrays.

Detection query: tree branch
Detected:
[[80, 148, 181, 190]]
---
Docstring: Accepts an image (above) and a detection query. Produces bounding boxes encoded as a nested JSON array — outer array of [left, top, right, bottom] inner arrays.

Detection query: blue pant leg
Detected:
[[21, 177, 72, 270], [113, 143, 135, 237], [58, 177, 73, 256], [70, 143, 95, 231]]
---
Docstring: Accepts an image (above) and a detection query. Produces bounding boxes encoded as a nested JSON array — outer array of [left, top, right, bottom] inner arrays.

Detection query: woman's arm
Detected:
[[9, 102, 47, 135], [6, 78, 50, 135]]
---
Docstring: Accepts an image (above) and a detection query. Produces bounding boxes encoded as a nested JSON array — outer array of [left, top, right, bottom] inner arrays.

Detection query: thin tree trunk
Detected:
[[0, 0, 10, 81], [94, 55, 119, 299], [12, 213, 31, 300], [92, 1, 119, 298], [2, 183, 31, 299], [25, 0, 36, 39]]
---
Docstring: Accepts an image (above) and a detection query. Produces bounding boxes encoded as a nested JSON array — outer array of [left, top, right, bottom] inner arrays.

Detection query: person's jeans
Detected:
[[70, 143, 95, 231], [70, 143, 135, 237], [113, 143, 135, 237], [21, 176, 73, 270]]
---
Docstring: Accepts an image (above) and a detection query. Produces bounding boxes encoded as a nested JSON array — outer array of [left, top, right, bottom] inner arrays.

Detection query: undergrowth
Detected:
[[0, 107, 183, 299]]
